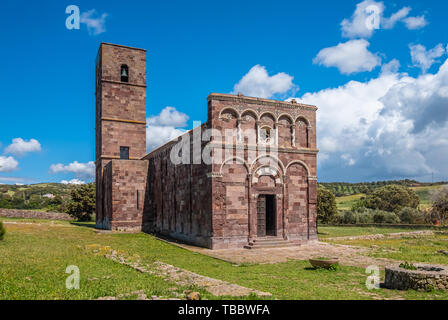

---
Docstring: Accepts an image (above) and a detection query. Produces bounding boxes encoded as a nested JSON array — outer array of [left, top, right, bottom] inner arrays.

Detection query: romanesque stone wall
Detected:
[[101, 160, 148, 231], [208, 94, 318, 248], [143, 131, 213, 248], [95, 43, 147, 229]]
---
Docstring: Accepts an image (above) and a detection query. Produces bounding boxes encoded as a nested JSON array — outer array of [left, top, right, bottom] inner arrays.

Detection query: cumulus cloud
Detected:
[[291, 57, 448, 182], [403, 16, 428, 30], [313, 39, 381, 75], [61, 179, 86, 185], [4, 138, 41, 157], [381, 59, 400, 75], [232, 65, 296, 99], [0, 156, 19, 172], [80, 9, 107, 35], [410, 43, 446, 73], [341, 0, 427, 38], [382, 7, 411, 29], [49, 161, 95, 180], [341, 0, 384, 38], [146, 107, 189, 152], [147, 106, 189, 127]]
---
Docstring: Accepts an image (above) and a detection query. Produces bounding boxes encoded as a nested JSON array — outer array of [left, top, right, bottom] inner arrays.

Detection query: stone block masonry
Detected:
[[95, 43, 318, 249]]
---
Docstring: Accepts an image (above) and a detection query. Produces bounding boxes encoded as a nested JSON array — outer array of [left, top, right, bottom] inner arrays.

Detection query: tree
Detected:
[[66, 183, 95, 221], [317, 188, 338, 224], [364, 185, 419, 213], [430, 186, 448, 224], [0, 221, 5, 241]]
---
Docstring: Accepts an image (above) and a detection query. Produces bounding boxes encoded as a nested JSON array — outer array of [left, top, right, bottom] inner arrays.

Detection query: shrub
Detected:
[[365, 185, 419, 213], [373, 210, 400, 224], [317, 188, 338, 224], [0, 221, 5, 241], [430, 186, 448, 224], [66, 183, 95, 222], [398, 207, 425, 224]]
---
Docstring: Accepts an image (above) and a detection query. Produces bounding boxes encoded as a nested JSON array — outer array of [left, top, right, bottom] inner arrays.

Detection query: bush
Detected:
[[66, 183, 95, 222], [0, 221, 5, 241], [398, 207, 425, 224], [365, 185, 419, 213], [430, 186, 448, 224], [317, 188, 338, 224], [373, 210, 400, 224]]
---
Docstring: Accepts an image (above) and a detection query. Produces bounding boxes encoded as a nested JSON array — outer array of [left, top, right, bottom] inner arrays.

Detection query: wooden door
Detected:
[[257, 195, 266, 237]]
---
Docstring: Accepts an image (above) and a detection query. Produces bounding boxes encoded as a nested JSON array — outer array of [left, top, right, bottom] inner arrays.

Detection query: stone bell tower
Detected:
[[95, 43, 147, 229]]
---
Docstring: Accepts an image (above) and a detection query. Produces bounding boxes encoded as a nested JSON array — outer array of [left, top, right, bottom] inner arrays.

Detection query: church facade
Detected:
[[95, 43, 318, 249]]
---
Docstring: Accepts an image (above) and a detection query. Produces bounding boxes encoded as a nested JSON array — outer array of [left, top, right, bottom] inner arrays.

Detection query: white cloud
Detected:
[[232, 65, 296, 99], [341, 0, 384, 38], [61, 179, 86, 185], [382, 7, 411, 29], [313, 39, 381, 75], [403, 16, 428, 30], [49, 161, 95, 180], [341, 1, 427, 38], [291, 57, 448, 181], [80, 9, 107, 35], [4, 138, 41, 157], [410, 43, 446, 73], [0, 156, 19, 172], [381, 59, 400, 75], [146, 106, 189, 152], [147, 106, 189, 127]]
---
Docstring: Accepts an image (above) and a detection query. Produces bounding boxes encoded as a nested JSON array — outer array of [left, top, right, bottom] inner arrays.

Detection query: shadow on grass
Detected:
[[69, 221, 96, 229]]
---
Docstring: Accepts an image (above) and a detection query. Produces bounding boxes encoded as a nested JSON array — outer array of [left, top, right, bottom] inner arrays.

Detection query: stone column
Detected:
[[274, 121, 279, 146], [255, 120, 261, 144], [290, 124, 296, 148], [237, 118, 242, 144], [247, 173, 252, 242], [307, 125, 312, 148], [282, 175, 288, 239]]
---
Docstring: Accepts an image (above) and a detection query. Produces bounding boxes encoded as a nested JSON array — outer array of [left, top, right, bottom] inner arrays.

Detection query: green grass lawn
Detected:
[[317, 226, 425, 239], [327, 232, 448, 266], [1, 218, 448, 300]]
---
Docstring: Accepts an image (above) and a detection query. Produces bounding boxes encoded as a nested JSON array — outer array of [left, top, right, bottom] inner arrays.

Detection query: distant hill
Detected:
[[0, 183, 79, 212], [318, 179, 448, 197]]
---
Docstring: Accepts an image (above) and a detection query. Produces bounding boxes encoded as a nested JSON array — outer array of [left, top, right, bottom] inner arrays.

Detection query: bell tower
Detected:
[[95, 43, 147, 228]]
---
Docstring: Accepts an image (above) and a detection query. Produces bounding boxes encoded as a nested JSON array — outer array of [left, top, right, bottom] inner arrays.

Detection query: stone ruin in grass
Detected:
[[384, 263, 448, 291]]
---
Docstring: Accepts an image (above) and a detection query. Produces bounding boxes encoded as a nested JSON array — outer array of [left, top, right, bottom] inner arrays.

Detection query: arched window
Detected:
[[260, 126, 272, 144], [120, 65, 129, 82]]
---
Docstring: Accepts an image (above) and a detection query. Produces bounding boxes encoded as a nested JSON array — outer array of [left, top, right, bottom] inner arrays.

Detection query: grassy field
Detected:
[[317, 226, 425, 239], [327, 233, 448, 266], [1, 218, 448, 300], [335, 184, 447, 211]]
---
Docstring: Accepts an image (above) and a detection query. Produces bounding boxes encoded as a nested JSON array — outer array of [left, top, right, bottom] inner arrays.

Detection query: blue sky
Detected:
[[0, 0, 447, 184]]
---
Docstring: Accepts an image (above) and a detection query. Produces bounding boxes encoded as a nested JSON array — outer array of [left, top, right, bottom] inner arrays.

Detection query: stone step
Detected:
[[244, 242, 296, 249], [244, 238, 297, 249]]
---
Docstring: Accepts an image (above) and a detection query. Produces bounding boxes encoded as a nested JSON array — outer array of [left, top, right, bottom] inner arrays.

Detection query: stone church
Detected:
[[95, 42, 318, 249]]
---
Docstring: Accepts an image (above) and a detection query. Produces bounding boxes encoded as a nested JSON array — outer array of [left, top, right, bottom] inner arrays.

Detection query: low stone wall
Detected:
[[384, 263, 448, 291], [0, 209, 73, 221]]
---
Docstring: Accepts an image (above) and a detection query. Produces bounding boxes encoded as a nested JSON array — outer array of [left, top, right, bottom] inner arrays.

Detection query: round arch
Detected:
[[219, 107, 241, 119], [295, 116, 311, 126], [219, 156, 250, 175], [250, 154, 285, 174], [285, 160, 311, 177]]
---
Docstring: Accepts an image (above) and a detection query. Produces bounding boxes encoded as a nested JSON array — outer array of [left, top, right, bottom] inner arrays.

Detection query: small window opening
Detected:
[[121, 65, 129, 82], [120, 146, 129, 160]]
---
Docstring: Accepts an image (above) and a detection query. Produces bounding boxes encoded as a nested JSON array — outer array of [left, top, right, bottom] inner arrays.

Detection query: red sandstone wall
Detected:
[[208, 94, 318, 248], [102, 160, 148, 231], [143, 131, 213, 248]]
